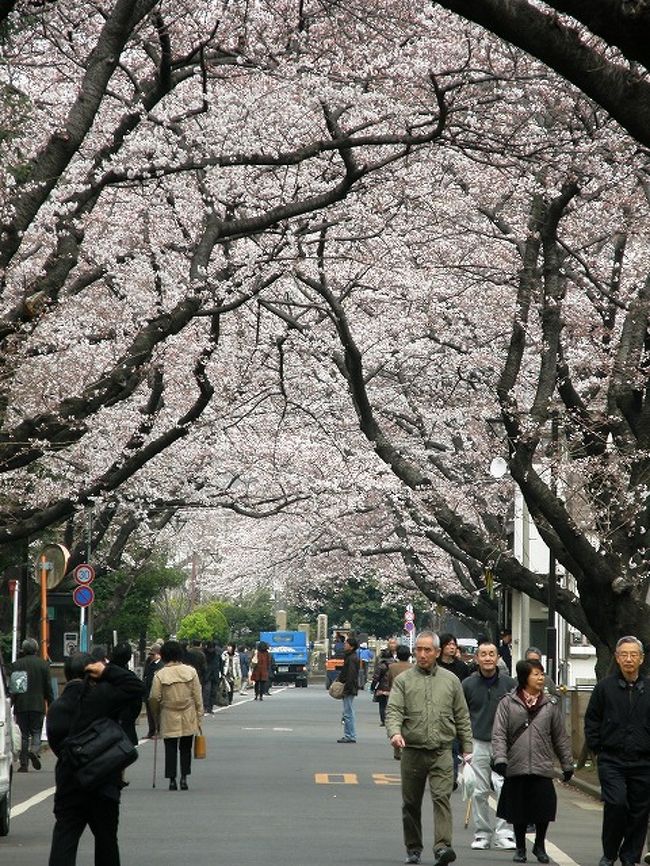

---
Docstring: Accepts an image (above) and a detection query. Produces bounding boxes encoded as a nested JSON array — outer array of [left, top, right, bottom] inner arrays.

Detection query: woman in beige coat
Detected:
[[149, 640, 203, 790]]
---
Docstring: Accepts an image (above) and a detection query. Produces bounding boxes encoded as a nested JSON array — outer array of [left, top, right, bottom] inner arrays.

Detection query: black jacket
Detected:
[[584, 672, 650, 759], [46, 663, 144, 802], [438, 657, 469, 682], [10, 653, 55, 712], [337, 649, 359, 697]]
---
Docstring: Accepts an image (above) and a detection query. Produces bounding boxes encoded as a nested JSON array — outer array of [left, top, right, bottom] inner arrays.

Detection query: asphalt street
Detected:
[[2, 685, 604, 865]]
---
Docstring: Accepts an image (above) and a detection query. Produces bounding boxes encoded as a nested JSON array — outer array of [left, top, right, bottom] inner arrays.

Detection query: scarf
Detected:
[[520, 687, 541, 709]]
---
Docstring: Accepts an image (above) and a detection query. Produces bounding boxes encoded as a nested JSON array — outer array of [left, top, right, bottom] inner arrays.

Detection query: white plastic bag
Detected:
[[458, 760, 476, 801]]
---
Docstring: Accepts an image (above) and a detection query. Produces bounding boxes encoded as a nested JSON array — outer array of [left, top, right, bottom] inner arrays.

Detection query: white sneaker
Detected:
[[493, 836, 517, 850], [471, 837, 490, 850]]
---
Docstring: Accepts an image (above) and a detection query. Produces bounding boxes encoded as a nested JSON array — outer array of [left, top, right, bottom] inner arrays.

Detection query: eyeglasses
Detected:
[[616, 652, 641, 660]]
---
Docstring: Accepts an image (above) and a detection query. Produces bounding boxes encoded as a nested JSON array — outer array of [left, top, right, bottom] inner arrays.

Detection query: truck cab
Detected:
[[260, 631, 309, 687], [0, 648, 14, 835]]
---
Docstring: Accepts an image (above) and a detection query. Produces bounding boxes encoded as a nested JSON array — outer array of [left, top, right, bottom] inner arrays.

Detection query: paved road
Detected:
[[2, 685, 604, 865]]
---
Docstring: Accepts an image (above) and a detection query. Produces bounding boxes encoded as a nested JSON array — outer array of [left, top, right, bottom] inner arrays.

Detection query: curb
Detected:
[[557, 771, 600, 800]]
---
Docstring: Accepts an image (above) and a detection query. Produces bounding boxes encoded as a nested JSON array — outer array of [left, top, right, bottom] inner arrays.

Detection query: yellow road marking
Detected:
[[372, 773, 401, 785], [315, 773, 358, 784]]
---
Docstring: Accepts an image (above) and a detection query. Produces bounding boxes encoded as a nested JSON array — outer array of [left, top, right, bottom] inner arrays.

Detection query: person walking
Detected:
[[239, 646, 250, 694], [462, 639, 517, 851], [46, 651, 144, 866], [221, 642, 241, 705], [384, 644, 413, 757], [499, 629, 513, 674], [437, 633, 469, 787], [584, 635, 650, 866], [149, 640, 203, 791], [251, 640, 271, 701], [437, 634, 470, 681], [524, 647, 560, 697], [372, 647, 396, 726], [143, 642, 164, 737], [203, 641, 221, 712], [335, 634, 359, 743], [492, 658, 574, 863], [386, 630, 473, 866], [109, 642, 142, 747], [10, 637, 54, 772]]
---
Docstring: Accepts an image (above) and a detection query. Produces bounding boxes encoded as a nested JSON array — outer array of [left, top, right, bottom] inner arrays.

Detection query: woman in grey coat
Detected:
[[491, 659, 574, 864]]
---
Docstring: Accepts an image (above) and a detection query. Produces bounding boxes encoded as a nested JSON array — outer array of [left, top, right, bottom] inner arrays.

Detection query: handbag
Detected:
[[63, 716, 138, 790], [328, 680, 345, 700], [194, 732, 207, 759]]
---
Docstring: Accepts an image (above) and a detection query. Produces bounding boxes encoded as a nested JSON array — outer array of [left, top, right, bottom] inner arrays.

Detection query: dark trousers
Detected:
[[598, 755, 650, 863], [16, 710, 44, 766], [145, 702, 156, 737], [163, 736, 192, 779], [377, 694, 388, 724], [254, 681, 267, 699], [49, 793, 120, 866]]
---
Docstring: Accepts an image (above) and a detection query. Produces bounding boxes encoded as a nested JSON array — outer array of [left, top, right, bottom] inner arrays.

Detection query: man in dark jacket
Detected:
[[143, 642, 164, 737], [46, 652, 144, 866], [336, 635, 359, 743], [10, 637, 54, 772], [462, 640, 517, 850], [584, 635, 650, 866]]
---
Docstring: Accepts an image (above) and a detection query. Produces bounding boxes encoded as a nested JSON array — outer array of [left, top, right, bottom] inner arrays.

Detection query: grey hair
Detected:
[[525, 646, 544, 658], [415, 630, 440, 648], [615, 636, 644, 654], [21, 638, 38, 655]]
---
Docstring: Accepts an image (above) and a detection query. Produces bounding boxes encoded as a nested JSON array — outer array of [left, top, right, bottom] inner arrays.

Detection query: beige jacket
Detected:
[[149, 662, 203, 738]]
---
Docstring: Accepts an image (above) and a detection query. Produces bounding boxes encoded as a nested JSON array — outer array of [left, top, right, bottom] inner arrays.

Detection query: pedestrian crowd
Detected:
[[7, 634, 272, 866], [8, 628, 650, 866]]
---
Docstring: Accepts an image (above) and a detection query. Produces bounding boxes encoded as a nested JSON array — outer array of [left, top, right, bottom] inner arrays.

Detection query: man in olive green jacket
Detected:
[[386, 631, 473, 866]]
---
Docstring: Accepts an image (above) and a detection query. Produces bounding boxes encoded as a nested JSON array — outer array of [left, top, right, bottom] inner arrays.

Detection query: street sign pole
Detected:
[[40, 554, 49, 660], [8, 579, 19, 663], [73, 564, 95, 651]]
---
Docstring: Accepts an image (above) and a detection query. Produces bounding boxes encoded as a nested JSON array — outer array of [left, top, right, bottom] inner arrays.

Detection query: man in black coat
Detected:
[[46, 652, 145, 866], [584, 635, 650, 866], [10, 637, 54, 772], [336, 635, 359, 743]]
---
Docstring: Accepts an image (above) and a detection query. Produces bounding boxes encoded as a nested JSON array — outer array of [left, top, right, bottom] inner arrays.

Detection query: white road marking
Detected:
[[11, 786, 56, 817], [529, 834, 580, 866]]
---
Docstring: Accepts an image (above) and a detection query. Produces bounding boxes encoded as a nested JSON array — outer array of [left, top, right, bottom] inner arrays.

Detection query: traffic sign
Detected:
[[74, 563, 95, 585], [404, 610, 415, 622], [404, 621, 415, 633], [73, 585, 95, 608]]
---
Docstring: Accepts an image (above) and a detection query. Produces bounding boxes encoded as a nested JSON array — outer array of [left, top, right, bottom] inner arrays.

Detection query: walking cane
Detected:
[[464, 798, 472, 829], [152, 734, 158, 788]]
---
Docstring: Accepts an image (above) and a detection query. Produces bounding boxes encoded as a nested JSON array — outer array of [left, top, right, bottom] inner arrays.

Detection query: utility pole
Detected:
[[546, 412, 559, 683]]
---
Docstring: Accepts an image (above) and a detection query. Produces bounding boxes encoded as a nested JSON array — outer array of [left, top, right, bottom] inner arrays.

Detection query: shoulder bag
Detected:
[[62, 678, 138, 790], [329, 680, 345, 700]]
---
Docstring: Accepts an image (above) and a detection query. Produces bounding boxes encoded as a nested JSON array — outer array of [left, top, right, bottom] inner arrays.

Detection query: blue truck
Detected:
[[260, 630, 309, 687]]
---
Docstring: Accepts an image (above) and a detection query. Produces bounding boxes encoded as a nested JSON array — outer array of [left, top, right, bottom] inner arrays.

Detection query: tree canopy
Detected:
[[1, 2, 649, 672]]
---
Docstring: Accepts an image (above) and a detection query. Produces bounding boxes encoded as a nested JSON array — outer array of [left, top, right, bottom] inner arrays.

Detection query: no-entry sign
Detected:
[[73, 584, 95, 608]]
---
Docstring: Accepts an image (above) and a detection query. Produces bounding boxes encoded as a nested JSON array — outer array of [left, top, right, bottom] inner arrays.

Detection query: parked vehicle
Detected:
[[260, 631, 309, 687], [0, 648, 15, 836]]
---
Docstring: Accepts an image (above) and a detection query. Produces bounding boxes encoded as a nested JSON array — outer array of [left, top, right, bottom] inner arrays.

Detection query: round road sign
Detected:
[[73, 585, 95, 608], [404, 610, 415, 622], [74, 564, 95, 585], [404, 621, 415, 633]]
